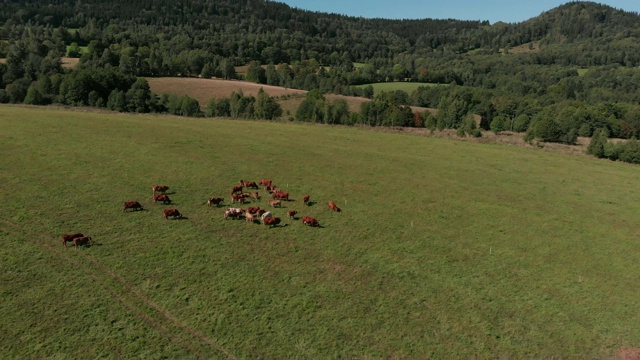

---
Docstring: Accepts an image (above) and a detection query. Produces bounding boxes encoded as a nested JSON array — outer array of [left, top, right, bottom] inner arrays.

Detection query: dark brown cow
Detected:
[[247, 206, 261, 215], [268, 200, 281, 208], [73, 236, 92, 248], [123, 201, 143, 212], [257, 209, 266, 216], [163, 208, 182, 219], [207, 197, 224, 207], [328, 201, 341, 212], [62, 233, 84, 247], [272, 191, 289, 201], [231, 185, 243, 194], [264, 184, 276, 193], [303, 194, 310, 205], [287, 210, 298, 219], [244, 181, 259, 189], [302, 216, 319, 227], [263, 216, 281, 228], [153, 194, 171, 204], [152, 185, 169, 194]]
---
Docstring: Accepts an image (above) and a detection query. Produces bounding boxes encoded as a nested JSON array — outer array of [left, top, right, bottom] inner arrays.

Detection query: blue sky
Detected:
[[278, 1, 640, 24]]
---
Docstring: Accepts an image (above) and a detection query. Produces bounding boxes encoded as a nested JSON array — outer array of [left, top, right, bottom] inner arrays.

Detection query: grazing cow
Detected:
[[245, 181, 259, 189], [152, 185, 169, 194], [231, 185, 243, 194], [207, 197, 224, 207], [261, 211, 272, 221], [259, 179, 272, 187], [247, 206, 261, 215], [153, 194, 171, 204], [268, 200, 281, 208], [123, 201, 143, 212], [263, 216, 281, 228], [303, 194, 310, 205], [328, 201, 341, 212], [62, 233, 84, 248], [163, 208, 182, 220], [224, 208, 245, 219], [272, 191, 289, 201], [73, 236, 92, 248], [252, 192, 260, 201], [257, 209, 266, 216], [287, 210, 298, 219], [265, 184, 276, 193], [302, 216, 320, 227], [232, 194, 245, 204], [245, 213, 255, 223]]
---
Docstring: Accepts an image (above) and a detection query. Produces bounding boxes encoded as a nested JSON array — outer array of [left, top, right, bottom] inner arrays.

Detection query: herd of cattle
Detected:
[[62, 179, 341, 247]]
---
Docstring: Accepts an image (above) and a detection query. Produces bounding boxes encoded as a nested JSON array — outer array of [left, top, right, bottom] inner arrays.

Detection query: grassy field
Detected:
[[2, 105, 640, 357], [146, 77, 435, 117], [355, 82, 444, 95]]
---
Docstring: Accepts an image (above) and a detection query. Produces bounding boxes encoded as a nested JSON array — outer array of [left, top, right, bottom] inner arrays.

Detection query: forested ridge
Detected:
[[2, 0, 640, 162]]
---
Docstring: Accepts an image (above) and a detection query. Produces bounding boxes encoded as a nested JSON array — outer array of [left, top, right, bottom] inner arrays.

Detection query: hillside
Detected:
[[3, 106, 640, 357]]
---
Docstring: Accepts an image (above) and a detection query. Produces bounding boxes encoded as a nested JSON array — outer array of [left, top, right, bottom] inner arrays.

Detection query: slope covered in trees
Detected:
[[2, 0, 640, 162]]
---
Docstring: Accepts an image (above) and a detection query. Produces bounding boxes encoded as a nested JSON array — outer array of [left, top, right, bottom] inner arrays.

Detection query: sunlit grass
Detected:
[[1, 105, 640, 357]]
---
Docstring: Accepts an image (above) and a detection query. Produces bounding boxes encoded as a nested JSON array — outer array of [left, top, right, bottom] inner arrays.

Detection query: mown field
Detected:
[[2, 105, 640, 358], [355, 82, 444, 95]]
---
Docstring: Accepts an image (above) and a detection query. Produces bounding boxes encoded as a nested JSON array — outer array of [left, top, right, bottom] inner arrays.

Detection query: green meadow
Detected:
[[1, 106, 640, 358], [356, 81, 445, 95]]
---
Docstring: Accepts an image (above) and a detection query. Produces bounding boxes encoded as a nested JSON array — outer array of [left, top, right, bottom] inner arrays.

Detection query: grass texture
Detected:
[[1, 105, 640, 358]]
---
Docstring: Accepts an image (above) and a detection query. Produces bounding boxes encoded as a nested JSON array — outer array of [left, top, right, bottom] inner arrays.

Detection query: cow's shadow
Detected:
[[306, 201, 316, 207]]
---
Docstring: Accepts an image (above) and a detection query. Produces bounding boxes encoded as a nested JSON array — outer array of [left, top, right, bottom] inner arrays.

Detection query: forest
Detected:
[[2, 0, 640, 162]]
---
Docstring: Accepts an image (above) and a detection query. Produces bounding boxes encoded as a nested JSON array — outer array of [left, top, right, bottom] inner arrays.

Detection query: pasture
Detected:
[[355, 81, 445, 95], [1, 105, 640, 358], [147, 77, 434, 117]]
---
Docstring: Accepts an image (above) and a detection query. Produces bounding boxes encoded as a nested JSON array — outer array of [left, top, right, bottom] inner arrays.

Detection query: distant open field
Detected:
[[147, 77, 306, 105], [2, 105, 640, 358], [147, 77, 436, 116], [355, 82, 444, 95]]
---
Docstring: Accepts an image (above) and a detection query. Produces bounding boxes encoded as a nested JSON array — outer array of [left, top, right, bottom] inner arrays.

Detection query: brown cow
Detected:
[[207, 197, 224, 207], [259, 179, 272, 186], [287, 210, 298, 219], [238, 180, 245, 187], [268, 200, 281, 208], [272, 191, 289, 201], [153, 194, 171, 204], [245, 181, 259, 189], [247, 206, 261, 215], [232, 194, 245, 204], [163, 208, 182, 219], [257, 209, 267, 216], [252, 192, 260, 201], [302, 216, 320, 227], [152, 185, 169, 194], [123, 201, 143, 212], [265, 184, 276, 193], [245, 213, 255, 223], [328, 201, 341, 212], [263, 216, 281, 228], [303, 194, 310, 205], [62, 233, 84, 247], [73, 236, 92, 248], [231, 185, 243, 194]]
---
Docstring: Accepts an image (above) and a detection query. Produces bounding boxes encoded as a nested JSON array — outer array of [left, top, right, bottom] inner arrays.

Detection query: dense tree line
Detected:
[[2, 0, 640, 164]]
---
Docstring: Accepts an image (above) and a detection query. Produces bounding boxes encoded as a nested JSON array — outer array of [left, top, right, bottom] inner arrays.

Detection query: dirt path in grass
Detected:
[[1, 220, 236, 359]]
